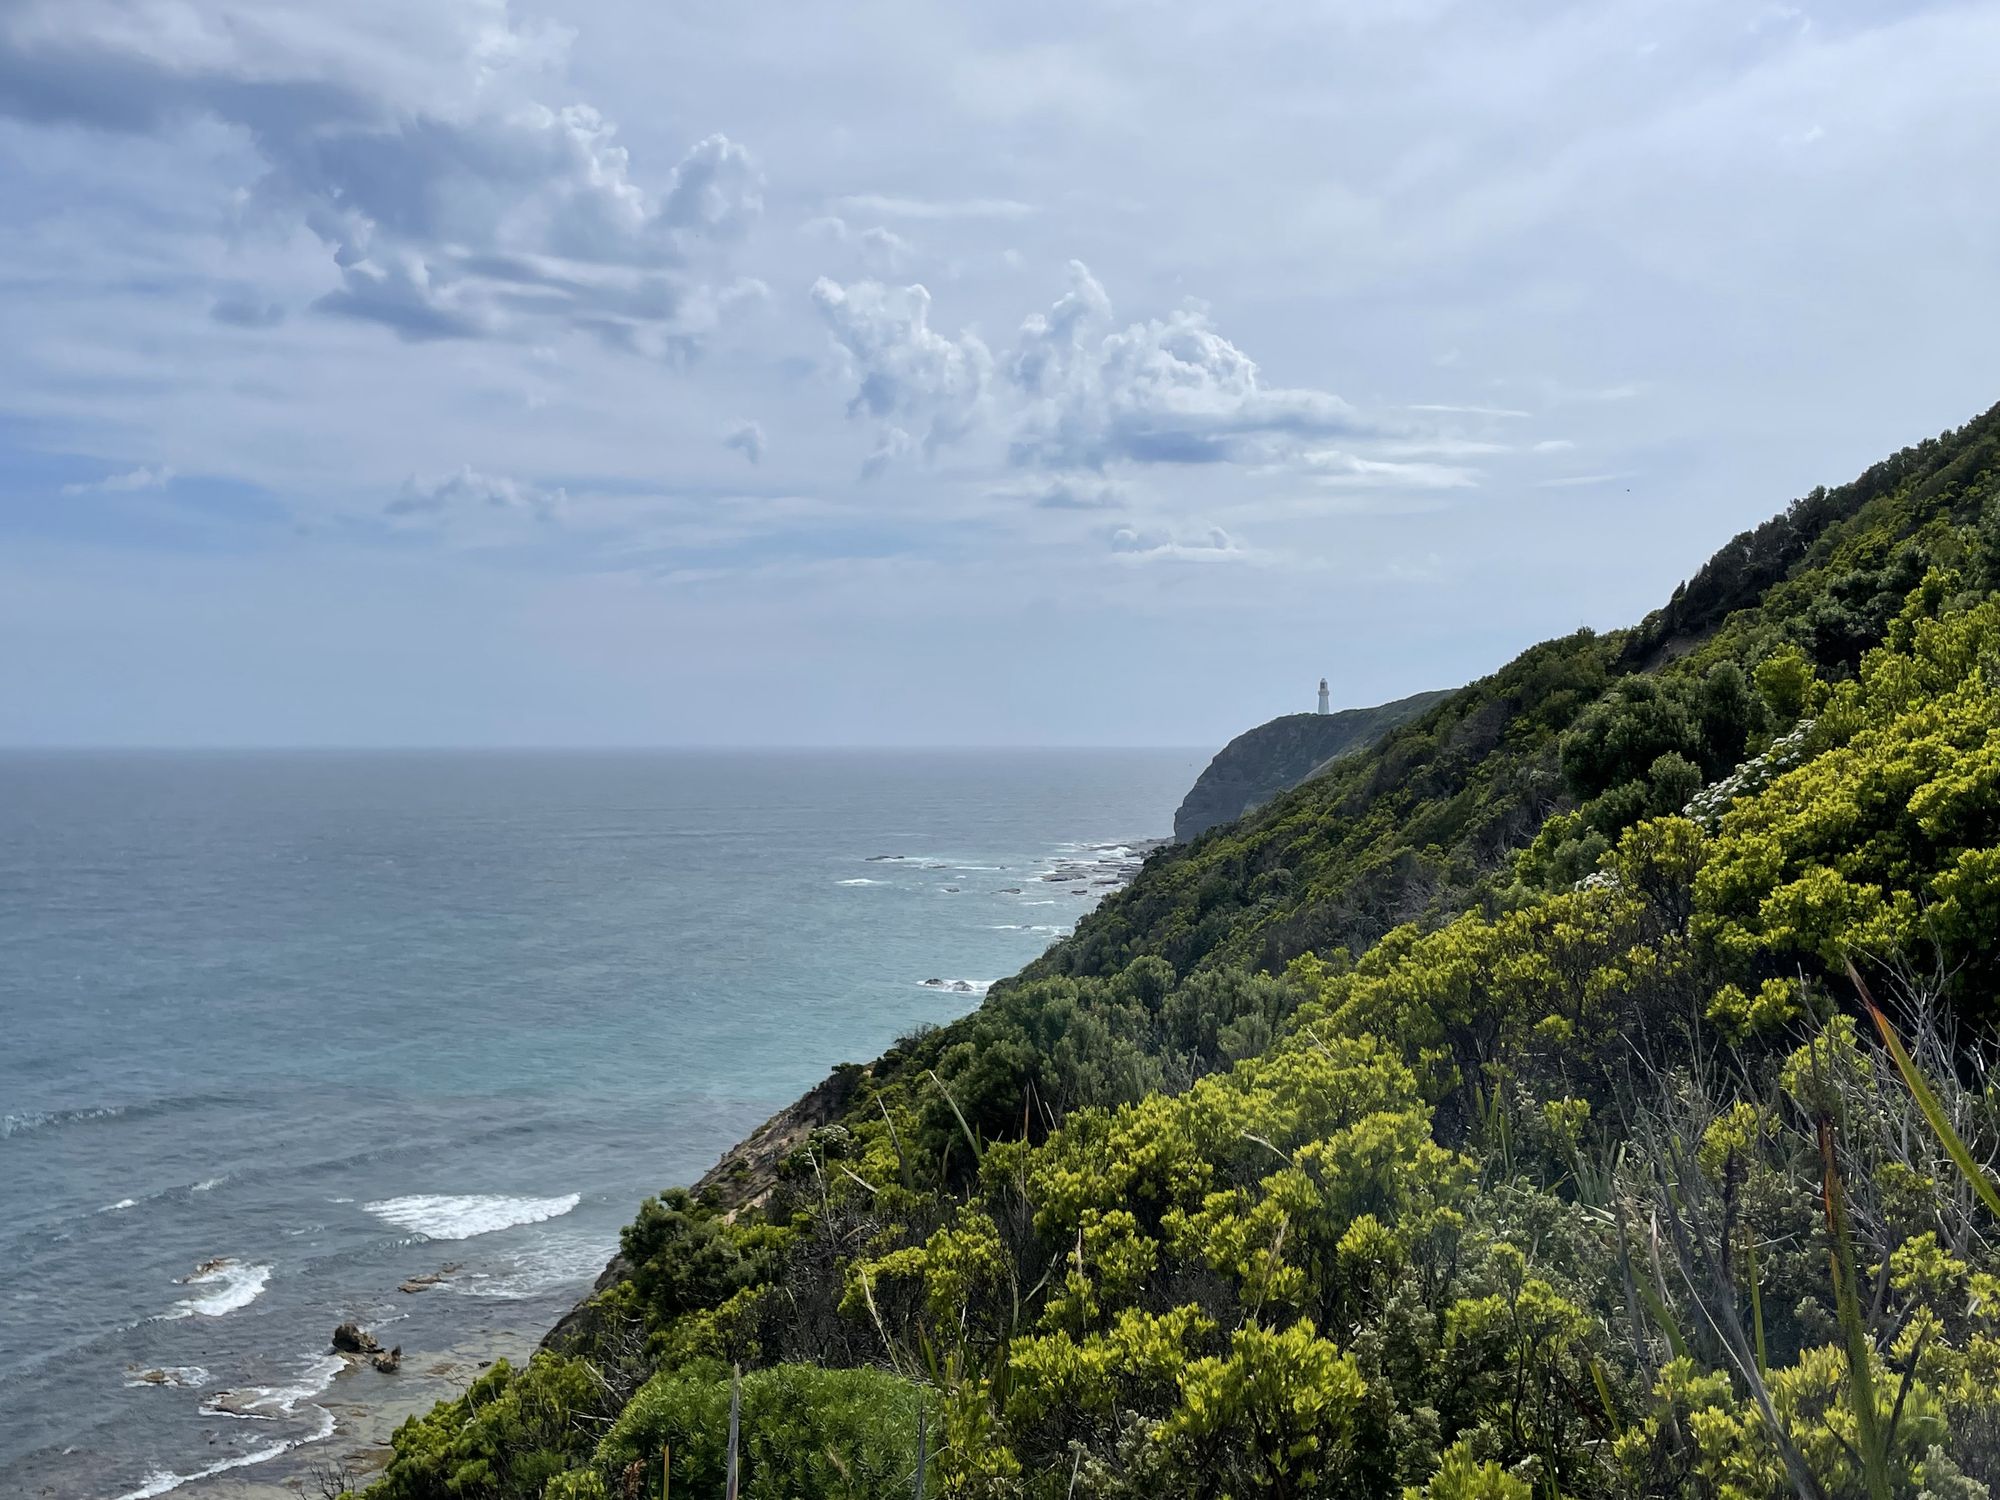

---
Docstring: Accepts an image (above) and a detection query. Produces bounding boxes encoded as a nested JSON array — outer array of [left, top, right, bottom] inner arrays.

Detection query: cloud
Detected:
[[1407, 404, 1533, 419], [0, 2, 762, 352], [834, 194, 1035, 221], [811, 260, 1366, 473], [810, 277, 992, 466], [1031, 477, 1127, 510], [722, 419, 765, 464], [62, 465, 174, 495], [799, 216, 915, 275], [1296, 451, 1480, 490], [1532, 438, 1576, 453], [1108, 524, 1249, 563], [387, 465, 565, 522], [209, 291, 287, 329], [860, 426, 916, 481], [1007, 263, 1369, 468]]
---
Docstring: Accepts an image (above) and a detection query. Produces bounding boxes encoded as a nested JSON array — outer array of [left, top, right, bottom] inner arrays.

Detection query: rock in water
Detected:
[[372, 1346, 402, 1373], [332, 1322, 380, 1354]]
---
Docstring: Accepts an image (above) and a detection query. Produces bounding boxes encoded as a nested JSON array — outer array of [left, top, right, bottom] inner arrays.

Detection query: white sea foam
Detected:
[[190, 1177, 224, 1193], [100, 1198, 138, 1213], [201, 1354, 344, 1421], [118, 1356, 339, 1497], [918, 978, 993, 995], [168, 1260, 271, 1319], [124, 1366, 210, 1390], [449, 1232, 617, 1299], [113, 1406, 335, 1500], [837, 878, 884, 886], [1, 1104, 125, 1138], [364, 1192, 581, 1241]]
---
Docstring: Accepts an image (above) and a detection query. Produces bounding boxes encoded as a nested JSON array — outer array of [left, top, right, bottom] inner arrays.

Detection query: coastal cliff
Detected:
[[368, 400, 2000, 1500], [1171, 689, 1449, 841]]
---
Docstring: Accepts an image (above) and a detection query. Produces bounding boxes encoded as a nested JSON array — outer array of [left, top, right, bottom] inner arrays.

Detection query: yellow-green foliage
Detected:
[[1697, 595, 2000, 984]]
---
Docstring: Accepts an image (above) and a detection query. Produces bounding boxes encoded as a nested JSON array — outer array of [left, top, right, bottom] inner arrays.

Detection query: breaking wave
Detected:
[[363, 1192, 581, 1241]]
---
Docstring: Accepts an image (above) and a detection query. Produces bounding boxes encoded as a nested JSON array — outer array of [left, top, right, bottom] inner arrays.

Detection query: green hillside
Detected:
[[370, 400, 2000, 1500]]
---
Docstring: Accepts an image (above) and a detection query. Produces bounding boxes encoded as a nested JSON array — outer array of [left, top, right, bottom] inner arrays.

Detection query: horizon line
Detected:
[[0, 742, 1218, 755]]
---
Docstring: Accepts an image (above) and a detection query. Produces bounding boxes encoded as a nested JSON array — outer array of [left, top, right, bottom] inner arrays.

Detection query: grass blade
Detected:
[[1851, 960, 2000, 1222], [725, 1363, 742, 1500], [927, 1069, 983, 1166], [1818, 1118, 1891, 1500], [1746, 1228, 1768, 1380]]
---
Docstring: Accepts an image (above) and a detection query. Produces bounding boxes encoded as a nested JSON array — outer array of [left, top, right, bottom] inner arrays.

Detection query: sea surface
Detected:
[[0, 748, 1203, 1499]]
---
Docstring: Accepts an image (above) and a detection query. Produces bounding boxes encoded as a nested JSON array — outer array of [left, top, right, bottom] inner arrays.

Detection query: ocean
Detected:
[[0, 748, 1204, 1499]]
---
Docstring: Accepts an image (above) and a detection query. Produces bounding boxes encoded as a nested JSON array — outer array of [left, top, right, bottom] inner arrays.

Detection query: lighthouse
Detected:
[[1317, 678, 1330, 715]]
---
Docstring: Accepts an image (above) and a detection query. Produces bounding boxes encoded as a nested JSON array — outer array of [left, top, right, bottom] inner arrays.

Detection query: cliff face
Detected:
[[1171, 690, 1451, 841]]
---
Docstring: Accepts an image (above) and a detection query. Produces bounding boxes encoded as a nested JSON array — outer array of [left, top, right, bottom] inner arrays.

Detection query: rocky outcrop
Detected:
[[540, 1062, 865, 1354], [332, 1322, 381, 1355], [1172, 690, 1451, 842]]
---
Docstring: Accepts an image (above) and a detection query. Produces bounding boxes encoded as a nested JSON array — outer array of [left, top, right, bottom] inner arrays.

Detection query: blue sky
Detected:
[[2, 0, 1997, 747]]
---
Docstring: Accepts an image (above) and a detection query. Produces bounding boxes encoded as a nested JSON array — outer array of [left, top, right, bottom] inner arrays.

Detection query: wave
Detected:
[[124, 1366, 210, 1390], [113, 1407, 335, 1500], [1, 1105, 127, 1139], [364, 1192, 581, 1241], [201, 1353, 344, 1422], [191, 1177, 225, 1193], [99, 1198, 139, 1213], [168, 1259, 271, 1319], [918, 978, 993, 995], [2, 1092, 245, 1142], [837, 878, 884, 886], [447, 1232, 618, 1300], [115, 1354, 341, 1498]]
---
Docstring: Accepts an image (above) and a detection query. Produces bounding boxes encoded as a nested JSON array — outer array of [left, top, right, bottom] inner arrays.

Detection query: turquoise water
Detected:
[[0, 749, 1202, 1498]]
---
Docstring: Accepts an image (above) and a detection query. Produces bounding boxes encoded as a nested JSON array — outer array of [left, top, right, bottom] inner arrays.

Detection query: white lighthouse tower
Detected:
[[1317, 678, 1330, 715]]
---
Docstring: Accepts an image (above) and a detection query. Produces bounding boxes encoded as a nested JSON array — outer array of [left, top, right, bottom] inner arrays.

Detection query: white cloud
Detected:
[[62, 465, 174, 495], [811, 260, 1367, 474], [834, 194, 1035, 221], [1407, 404, 1533, 419], [388, 465, 565, 523], [810, 277, 993, 466], [1296, 451, 1480, 490], [1109, 524, 1250, 563], [1007, 262, 1366, 469], [800, 216, 915, 275]]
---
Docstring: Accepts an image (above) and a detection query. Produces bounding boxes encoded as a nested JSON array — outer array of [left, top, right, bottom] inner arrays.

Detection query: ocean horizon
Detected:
[[0, 747, 1204, 1499]]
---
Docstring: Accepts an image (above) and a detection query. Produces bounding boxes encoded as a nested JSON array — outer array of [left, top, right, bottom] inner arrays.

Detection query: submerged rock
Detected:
[[372, 1346, 402, 1373], [399, 1262, 461, 1294]]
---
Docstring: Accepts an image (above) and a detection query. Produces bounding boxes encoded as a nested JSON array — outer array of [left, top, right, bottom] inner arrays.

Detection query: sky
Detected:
[[1, 0, 1997, 748]]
